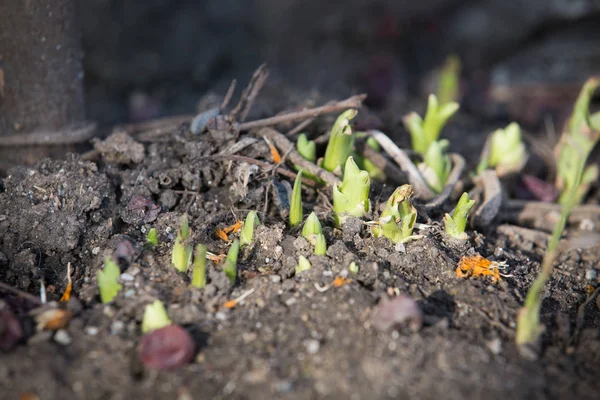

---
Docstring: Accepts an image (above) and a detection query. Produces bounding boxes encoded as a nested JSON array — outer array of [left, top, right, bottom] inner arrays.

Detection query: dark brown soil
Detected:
[[1, 109, 600, 400]]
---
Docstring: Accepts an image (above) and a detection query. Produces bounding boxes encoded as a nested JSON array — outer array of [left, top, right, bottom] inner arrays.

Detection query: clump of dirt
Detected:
[[1, 110, 600, 399]]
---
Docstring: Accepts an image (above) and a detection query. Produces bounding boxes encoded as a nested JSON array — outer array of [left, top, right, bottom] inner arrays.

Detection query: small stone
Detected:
[[110, 320, 125, 335], [215, 312, 228, 321], [120, 273, 134, 282], [303, 339, 320, 354], [54, 329, 72, 346], [394, 243, 406, 253], [85, 326, 99, 336], [270, 275, 281, 283], [92, 247, 101, 255], [123, 289, 136, 298], [486, 338, 502, 355], [586, 269, 597, 281], [285, 297, 297, 307]]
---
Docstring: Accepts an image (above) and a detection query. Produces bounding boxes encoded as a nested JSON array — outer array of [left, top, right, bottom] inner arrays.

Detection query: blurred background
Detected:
[[81, 0, 600, 130]]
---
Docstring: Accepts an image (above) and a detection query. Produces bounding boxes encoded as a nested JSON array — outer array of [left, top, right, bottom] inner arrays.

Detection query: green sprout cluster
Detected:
[[443, 192, 476, 240], [289, 171, 304, 227], [97, 257, 123, 303], [302, 212, 327, 255], [172, 214, 192, 272], [191, 244, 207, 289], [419, 139, 452, 193], [371, 185, 417, 244], [333, 157, 371, 227], [322, 109, 357, 174], [223, 239, 240, 285], [437, 54, 461, 105], [295, 255, 312, 274], [297, 134, 316, 163], [477, 122, 527, 176], [145, 228, 158, 248], [142, 299, 172, 333], [517, 77, 600, 347], [240, 211, 260, 247]]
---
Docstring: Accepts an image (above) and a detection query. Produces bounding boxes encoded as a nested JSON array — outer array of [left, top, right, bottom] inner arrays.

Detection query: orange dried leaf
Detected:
[[223, 299, 238, 309], [216, 227, 229, 242], [269, 143, 282, 164], [223, 220, 243, 234], [332, 276, 351, 287], [59, 281, 72, 302], [207, 252, 226, 263], [35, 308, 73, 331], [456, 254, 502, 283]]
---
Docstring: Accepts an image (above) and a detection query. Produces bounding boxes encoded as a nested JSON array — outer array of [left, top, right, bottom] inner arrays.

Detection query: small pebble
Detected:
[[120, 273, 134, 282], [85, 326, 99, 336], [394, 243, 406, 253], [285, 297, 297, 307], [54, 329, 72, 346], [215, 312, 228, 321], [110, 320, 125, 335], [92, 247, 101, 255], [586, 269, 597, 281], [303, 339, 320, 354], [123, 289, 136, 298], [270, 275, 281, 283], [486, 338, 502, 355]]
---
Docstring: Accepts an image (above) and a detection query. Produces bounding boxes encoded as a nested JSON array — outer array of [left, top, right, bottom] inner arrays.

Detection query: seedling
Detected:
[[555, 79, 600, 205], [371, 185, 418, 244], [314, 233, 327, 256], [477, 122, 527, 176], [223, 239, 240, 285], [191, 244, 207, 289], [146, 228, 158, 248], [333, 156, 371, 227], [302, 212, 322, 243], [240, 211, 260, 247], [322, 109, 358, 174], [348, 262, 359, 275], [437, 54, 461, 105], [443, 192, 476, 240], [517, 77, 600, 347], [404, 94, 459, 155], [297, 133, 316, 162], [141, 299, 172, 334], [97, 257, 122, 303], [295, 256, 312, 274], [289, 171, 304, 228], [172, 214, 192, 273], [419, 140, 452, 193], [354, 135, 386, 181]]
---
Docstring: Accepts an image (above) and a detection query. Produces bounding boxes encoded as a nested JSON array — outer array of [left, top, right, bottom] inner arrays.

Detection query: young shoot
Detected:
[[322, 109, 358, 174], [295, 255, 312, 274], [172, 214, 192, 273], [191, 244, 207, 289], [223, 239, 240, 285], [314, 233, 327, 256], [297, 133, 316, 163], [517, 77, 600, 348], [419, 140, 452, 193], [302, 212, 322, 244], [97, 257, 123, 303], [477, 122, 527, 176], [141, 299, 172, 334], [403, 94, 459, 155], [240, 211, 260, 247], [371, 185, 417, 244], [146, 227, 158, 248], [333, 156, 371, 227], [443, 192, 476, 240], [289, 170, 303, 228], [437, 54, 461, 105]]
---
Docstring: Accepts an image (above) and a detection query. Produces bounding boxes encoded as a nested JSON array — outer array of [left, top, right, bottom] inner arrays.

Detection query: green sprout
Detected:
[[240, 211, 260, 247], [97, 257, 123, 303], [517, 77, 600, 347], [555, 79, 600, 205], [437, 54, 461, 105], [322, 109, 357, 174], [314, 233, 327, 256], [191, 244, 207, 289], [404, 94, 459, 155], [419, 139, 452, 193], [371, 185, 417, 244], [141, 299, 172, 334], [289, 170, 304, 228], [297, 133, 316, 162], [172, 214, 192, 273], [348, 261, 359, 275], [146, 228, 158, 248], [443, 192, 476, 240], [295, 255, 312, 274], [302, 212, 322, 243], [477, 122, 527, 176], [333, 156, 371, 227], [223, 239, 240, 285]]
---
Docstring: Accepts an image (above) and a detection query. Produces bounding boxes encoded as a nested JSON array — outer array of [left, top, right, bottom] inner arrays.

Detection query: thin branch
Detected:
[[239, 94, 366, 132], [258, 127, 340, 187], [286, 118, 315, 136], [230, 63, 269, 122], [0, 281, 42, 305], [221, 79, 237, 110], [355, 140, 407, 185]]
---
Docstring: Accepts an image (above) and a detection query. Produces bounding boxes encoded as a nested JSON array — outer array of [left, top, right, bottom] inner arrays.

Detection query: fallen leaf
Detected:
[[223, 300, 238, 309], [456, 254, 505, 283], [60, 262, 72, 302], [332, 276, 351, 287], [215, 227, 229, 242], [223, 220, 242, 234], [33, 308, 73, 331]]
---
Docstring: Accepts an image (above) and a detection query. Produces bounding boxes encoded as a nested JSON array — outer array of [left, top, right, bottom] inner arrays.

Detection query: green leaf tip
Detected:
[[223, 239, 240, 285], [478, 122, 527, 176], [322, 109, 358, 173], [191, 244, 207, 289], [443, 192, 475, 240], [295, 255, 312, 274], [146, 227, 158, 248], [141, 299, 172, 334], [404, 93, 459, 155], [302, 212, 322, 243], [437, 54, 461, 104], [371, 185, 417, 244], [172, 213, 192, 272], [297, 133, 316, 163], [289, 170, 304, 227], [333, 156, 371, 227], [97, 257, 123, 303], [314, 233, 327, 256], [240, 211, 260, 246]]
